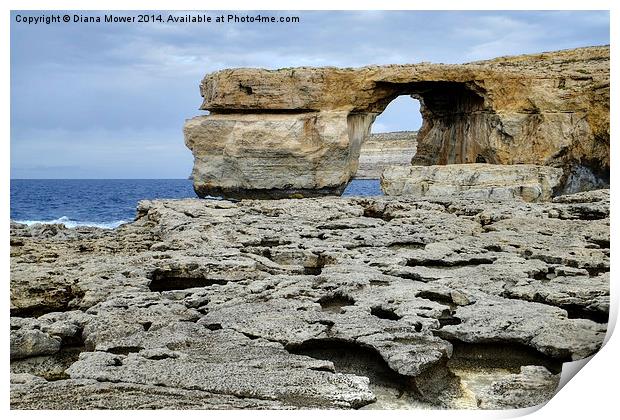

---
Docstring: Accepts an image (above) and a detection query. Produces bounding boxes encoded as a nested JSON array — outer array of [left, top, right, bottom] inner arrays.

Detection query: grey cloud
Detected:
[[11, 10, 609, 178]]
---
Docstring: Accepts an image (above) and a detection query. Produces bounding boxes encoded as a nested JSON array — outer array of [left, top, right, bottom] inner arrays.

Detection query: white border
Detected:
[[2, 2, 616, 420]]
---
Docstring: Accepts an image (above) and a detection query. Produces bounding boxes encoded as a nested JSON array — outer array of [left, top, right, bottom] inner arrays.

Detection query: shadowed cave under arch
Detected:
[[364, 81, 502, 166]]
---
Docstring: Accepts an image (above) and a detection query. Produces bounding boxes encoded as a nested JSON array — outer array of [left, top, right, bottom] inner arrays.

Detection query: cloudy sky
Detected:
[[11, 10, 609, 178]]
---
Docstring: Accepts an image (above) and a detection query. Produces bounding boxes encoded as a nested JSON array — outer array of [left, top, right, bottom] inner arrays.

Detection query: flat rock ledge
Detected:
[[10, 189, 609, 409], [381, 164, 563, 202]]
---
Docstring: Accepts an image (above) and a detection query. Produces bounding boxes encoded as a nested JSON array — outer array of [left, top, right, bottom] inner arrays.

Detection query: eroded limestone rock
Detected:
[[476, 366, 560, 409], [185, 112, 372, 199], [380, 164, 563, 202], [10, 374, 295, 409], [10, 190, 609, 409], [186, 46, 609, 198]]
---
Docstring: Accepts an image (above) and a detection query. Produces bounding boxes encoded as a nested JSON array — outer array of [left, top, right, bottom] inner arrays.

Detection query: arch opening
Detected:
[[353, 95, 420, 181], [371, 95, 422, 134]]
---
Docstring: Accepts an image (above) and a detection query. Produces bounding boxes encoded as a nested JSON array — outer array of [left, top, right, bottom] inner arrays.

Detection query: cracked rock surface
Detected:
[[10, 189, 609, 409]]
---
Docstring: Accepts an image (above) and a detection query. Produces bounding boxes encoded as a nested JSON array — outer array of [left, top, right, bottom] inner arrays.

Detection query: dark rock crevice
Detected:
[[446, 340, 564, 374], [317, 293, 355, 314], [148, 268, 229, 292], [370, 307, 402, 321], [406, 256, 495, 268], [561, 304, 608, 324], [107, 346, 144, 355]]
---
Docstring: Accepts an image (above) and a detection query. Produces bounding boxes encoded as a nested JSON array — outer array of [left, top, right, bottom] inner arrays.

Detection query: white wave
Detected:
[[13, 216, 128, 229]]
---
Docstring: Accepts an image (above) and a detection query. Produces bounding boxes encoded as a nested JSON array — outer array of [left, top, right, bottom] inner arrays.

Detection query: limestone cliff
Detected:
[[185, 46, 609, 199], [355, 131, 417, 179]]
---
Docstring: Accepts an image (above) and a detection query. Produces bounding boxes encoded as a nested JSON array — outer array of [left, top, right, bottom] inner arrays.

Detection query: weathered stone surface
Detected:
[[476, 366, 560, 409], [356, 131, 417, 179], [66, 327, 375, 408], [436, 297, 605, 361], [185, 112, 373, 198], [381, 164, 563, 202], [10, 374, 294, 409], [10, 330, 61, 361], [10, 190, 609, 409], [186, 46, 609, 198]]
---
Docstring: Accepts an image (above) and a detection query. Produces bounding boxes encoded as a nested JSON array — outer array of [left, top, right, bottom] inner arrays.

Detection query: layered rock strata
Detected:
[[185, 46, 609, 198], [355, 131, 418, 179], [10, 190, 609, 409], [184, 112, 373, 199], [381, 164, 563, 202]]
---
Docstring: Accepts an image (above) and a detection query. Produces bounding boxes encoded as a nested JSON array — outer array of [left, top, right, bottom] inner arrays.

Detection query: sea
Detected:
[[10, 179, 383, 229]]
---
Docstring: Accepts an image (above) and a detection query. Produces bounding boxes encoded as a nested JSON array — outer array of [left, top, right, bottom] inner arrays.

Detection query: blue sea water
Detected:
[[10, 179, 383, 228]]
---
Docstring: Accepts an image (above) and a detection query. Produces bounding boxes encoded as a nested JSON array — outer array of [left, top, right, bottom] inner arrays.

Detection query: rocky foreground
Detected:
[[10, 190, 609, 409]]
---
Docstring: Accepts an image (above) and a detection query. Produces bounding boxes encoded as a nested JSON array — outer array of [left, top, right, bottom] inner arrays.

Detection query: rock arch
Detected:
[[184, 46, 609, 199]]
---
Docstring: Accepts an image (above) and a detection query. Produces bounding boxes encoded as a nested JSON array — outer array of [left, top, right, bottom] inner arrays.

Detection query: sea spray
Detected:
[[14, 216, 128, 229]]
